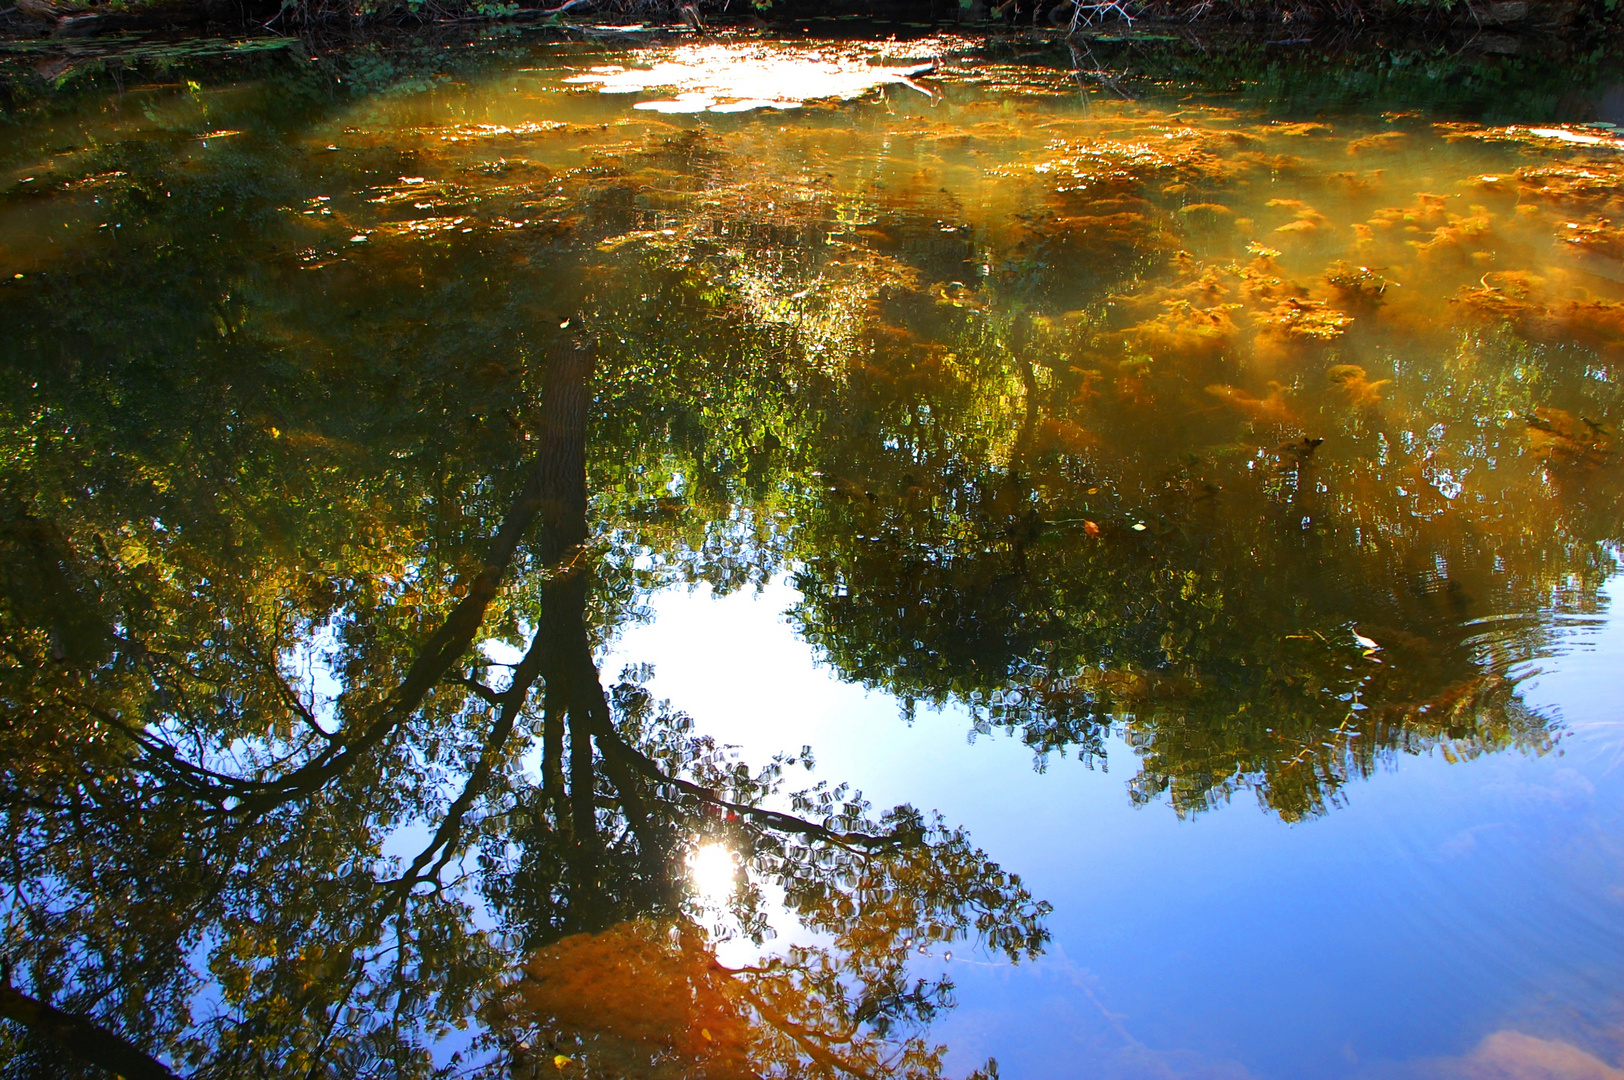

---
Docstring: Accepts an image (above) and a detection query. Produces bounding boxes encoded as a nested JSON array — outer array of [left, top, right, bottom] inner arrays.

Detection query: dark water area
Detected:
[[2, 32, 1624, 1080]]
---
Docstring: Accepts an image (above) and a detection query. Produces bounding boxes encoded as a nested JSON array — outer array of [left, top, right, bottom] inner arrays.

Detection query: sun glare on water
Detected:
[[565, 44, 940, 113], [689, 842, 738, 903]]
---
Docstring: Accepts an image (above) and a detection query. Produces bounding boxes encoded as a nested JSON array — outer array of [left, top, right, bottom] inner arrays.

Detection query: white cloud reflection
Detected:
[[1363, 1032, 1624, 1080], [1460, 1033, 1624, 1080]]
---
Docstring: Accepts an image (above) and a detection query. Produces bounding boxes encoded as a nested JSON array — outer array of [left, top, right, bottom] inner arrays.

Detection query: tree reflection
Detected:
[[780, 283, 1620, 817], [1, 264, 1043, 1077]]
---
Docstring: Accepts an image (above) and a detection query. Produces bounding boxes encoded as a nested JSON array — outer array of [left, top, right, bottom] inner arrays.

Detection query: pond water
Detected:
[[3, 32, 1624, 1080]]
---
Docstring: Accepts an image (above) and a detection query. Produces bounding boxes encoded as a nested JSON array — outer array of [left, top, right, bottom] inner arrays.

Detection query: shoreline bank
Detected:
[[1, 0, 1620, 49]]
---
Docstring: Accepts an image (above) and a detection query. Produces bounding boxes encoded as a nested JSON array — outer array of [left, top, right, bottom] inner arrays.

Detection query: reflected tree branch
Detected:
[[0, 973, 182, 1080], [592, 727, 916, 853]]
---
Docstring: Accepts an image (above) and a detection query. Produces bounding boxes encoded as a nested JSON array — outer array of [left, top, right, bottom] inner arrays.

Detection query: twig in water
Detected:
[[1067, 36, 1137, 98], [678, 1, 709, 32], [1067, 0, 1134, 32]]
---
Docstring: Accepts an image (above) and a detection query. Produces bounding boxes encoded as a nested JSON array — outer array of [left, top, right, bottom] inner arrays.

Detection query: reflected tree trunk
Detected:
[[542, 682, 568, 834]]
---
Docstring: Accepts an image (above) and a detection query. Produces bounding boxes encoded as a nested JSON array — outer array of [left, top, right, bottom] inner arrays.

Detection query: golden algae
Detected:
[[1130, 299, 1245, 356], [1205, 382, 1297, 425], [1326, 363, 1393, 406], [1254, 297, 1355, 341]]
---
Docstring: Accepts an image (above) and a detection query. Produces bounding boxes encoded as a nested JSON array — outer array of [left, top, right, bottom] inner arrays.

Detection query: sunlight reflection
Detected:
[[688, 842, 738, 903], [565, 44, 939, 113]]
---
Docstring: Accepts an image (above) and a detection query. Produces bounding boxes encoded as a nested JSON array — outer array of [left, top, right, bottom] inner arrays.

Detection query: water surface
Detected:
[[3, 33, 1623, 1080]]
